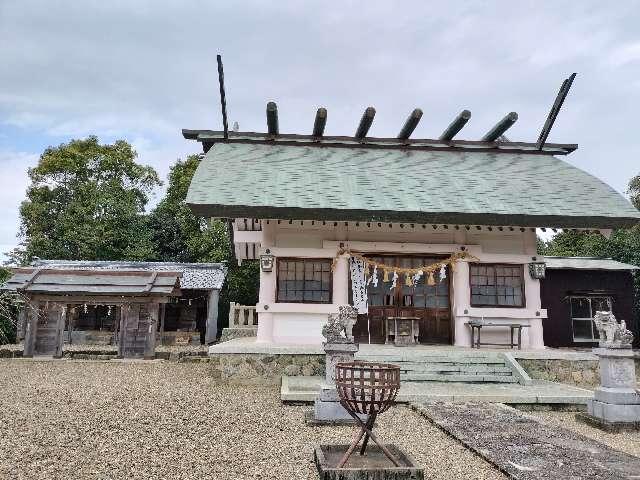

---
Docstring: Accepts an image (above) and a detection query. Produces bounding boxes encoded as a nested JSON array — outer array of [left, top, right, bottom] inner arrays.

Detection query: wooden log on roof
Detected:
[[536, 73, 577, 150], [266, 101, 279, 135], [312, 107, 327, 137], [355, 107, 376, 139], [481, 112, 518, 142], [439, 110, 471, 141], [397, 108, 423, 140]]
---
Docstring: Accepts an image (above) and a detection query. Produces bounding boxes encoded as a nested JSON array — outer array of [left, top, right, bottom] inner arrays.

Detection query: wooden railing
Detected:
[[228, 302, 258, 328]]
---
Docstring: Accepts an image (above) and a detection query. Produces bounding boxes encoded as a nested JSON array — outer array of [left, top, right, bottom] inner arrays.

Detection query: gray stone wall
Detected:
[[519, 358, 640, 389], [182, 353, 325, 385], [219, 327, 257, 343]]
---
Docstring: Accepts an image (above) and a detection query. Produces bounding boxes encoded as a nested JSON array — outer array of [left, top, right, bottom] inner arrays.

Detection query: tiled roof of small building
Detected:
[[28, 260, 227, 290], [543, 256, 639, 271], [4, 268, 182, 296], [185, 141, 640, 229]]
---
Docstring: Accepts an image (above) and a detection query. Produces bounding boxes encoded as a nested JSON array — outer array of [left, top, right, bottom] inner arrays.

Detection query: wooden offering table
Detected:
[[385, 317, 420, 346]]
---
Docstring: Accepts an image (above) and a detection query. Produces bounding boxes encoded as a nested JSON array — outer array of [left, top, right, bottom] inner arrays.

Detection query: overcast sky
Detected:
[[1, 1, 640, 260]]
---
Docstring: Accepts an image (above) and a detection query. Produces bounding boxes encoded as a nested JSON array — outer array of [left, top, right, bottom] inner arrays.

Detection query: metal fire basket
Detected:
[[334, 361, 401, 468]]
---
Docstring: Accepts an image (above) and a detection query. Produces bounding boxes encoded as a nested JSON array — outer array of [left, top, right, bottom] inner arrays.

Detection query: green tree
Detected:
[[0, 268, 17, 344], [539, 173, 640, 341], [149, 155, 228, 263], [149, 155, 259, 332], [15, 137, 160, 264]]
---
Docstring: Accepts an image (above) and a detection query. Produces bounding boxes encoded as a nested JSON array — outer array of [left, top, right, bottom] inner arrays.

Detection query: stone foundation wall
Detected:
[[219, 327, 257, 343], [182, 353, 325, 385], [518, 358, 640, 389]]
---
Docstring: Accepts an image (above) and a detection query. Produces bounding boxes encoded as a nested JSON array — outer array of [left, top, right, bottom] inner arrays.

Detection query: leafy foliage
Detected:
[[539, 173, 640, 339], [148, 155, 259, 331], [0, 268, 17, 344], [15, 137, 161, 264]]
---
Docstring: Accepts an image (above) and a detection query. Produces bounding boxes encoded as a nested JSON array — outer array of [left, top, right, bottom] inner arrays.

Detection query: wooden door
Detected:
[[353, 255, 452, 344], [34, 307, 64, 357], [118, 304, 157, 359]]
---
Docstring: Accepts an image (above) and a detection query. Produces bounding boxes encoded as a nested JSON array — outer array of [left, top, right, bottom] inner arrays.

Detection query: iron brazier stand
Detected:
[[334, 361, 401, 468]]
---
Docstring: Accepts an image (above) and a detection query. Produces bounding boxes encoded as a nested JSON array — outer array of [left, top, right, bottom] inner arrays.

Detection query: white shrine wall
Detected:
[[250, 219, 546, 349]]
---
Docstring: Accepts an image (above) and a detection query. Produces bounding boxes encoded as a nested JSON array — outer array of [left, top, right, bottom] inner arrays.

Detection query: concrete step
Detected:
[[358, 354, 506, 364], [354, 352, 521, 384], [404, 373, 518, 383], [396, 363, 513, 374]]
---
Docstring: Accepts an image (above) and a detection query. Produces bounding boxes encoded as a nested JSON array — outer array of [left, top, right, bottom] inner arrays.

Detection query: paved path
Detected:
[[281, 376, 593, 404], [412, 402, 640, 479]]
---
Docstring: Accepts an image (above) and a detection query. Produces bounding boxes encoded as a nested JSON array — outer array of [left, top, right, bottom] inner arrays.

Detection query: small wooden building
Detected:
[[540, 256, 638, 347], [4, 260, 227, 358]]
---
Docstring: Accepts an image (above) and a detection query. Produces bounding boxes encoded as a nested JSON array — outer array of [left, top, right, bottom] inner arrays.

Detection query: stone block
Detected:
[[314, 444, 424, 480], [588, 399, 640, 423]]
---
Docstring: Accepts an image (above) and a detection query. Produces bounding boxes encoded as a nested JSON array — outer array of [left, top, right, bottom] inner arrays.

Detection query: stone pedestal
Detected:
[[308, 342, 359, 425], [580, 347, 640, 431]]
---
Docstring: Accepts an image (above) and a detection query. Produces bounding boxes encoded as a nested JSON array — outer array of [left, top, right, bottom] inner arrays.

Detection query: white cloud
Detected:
[[0, 0, 638, 251], [0, 150, 38, 247]]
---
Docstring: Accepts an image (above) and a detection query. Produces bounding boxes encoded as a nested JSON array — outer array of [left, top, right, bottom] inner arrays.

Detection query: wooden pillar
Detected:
[[54, 306, 66, 359], [23, 299, 39, 358], [144, 302, 159, 360], [205, 289, 220, 345], [16, 307, 27, 341], [159, 303, 166, 346], [117, 304, 127, 358]]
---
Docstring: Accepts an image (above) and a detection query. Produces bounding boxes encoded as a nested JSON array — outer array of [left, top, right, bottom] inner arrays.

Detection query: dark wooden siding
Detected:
[[540, 269, 636, 347]]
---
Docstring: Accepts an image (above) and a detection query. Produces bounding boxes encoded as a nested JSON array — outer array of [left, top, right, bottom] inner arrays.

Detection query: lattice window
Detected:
[[570, 296, 610, 342], [277, 258, 332, 303], [470, 264, 524, 307]]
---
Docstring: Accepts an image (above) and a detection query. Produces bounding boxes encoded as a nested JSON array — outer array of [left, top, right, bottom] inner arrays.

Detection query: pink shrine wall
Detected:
[[245, 220, 546, 349]]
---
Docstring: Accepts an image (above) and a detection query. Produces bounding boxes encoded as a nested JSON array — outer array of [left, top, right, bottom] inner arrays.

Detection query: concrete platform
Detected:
[[208, 337, 607, 361], [281, 375, 594, 405]]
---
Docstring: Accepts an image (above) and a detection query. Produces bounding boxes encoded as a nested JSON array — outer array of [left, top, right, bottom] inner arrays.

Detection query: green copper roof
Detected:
[[186, 142, 640, 229]]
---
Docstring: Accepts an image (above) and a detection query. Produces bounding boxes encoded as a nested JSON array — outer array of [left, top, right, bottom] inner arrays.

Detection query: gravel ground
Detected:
[[532, 411, 640, 458], [0, 360, 505, 480]]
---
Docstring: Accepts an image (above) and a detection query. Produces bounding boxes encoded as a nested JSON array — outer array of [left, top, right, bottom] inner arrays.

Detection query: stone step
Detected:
[[404, 373, 518, 383], [357, 355, 506, 364], [395, 363, 513, 374]]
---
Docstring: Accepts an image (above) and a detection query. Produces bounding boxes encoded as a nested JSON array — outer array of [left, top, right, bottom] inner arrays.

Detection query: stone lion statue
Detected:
[[593, 311, 634, 348], [321, 305, 357, 343]]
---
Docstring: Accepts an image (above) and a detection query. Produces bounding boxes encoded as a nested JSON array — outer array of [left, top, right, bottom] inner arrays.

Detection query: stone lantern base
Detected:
[[306, 342, 360, 425], [577, 347, 640, 432]]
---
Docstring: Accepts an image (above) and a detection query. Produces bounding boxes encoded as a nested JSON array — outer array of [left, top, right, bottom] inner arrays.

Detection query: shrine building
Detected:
[[183, 100, 640, 349]]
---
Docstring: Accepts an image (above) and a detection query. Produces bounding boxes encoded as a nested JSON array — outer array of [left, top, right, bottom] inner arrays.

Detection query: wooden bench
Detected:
[[466, 320, 530, 349]]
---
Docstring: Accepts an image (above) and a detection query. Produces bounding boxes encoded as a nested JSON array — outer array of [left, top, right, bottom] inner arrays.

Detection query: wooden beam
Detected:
[[536, 73, 577, 150], [355, 107, 376, 139], [397, 108, 423, 140], [312, 107, 327, 137], [481, 112, 518, 142], [439, 110, 471, 141], [266, 101, 279, 135], [216, 54, 229, 140]]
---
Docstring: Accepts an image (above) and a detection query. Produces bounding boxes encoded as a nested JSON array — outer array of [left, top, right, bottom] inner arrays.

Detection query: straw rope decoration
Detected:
[[332, 249, 478, 288]]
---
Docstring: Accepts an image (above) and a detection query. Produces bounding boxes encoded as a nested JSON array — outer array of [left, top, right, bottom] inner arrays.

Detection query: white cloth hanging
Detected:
[[349, 257, 369, 314]]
